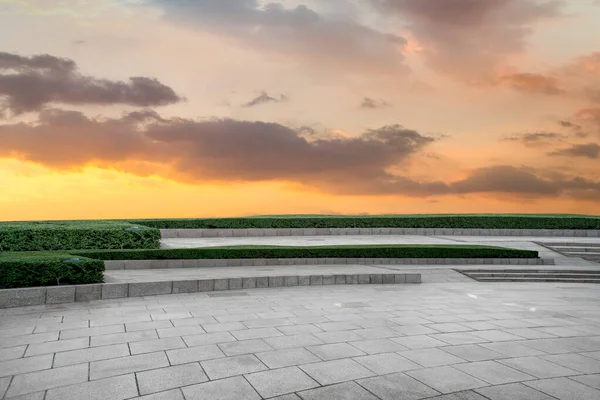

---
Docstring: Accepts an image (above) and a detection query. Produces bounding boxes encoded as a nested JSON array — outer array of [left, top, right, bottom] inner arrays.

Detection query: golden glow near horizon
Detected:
[[1, 0, 600, 220]]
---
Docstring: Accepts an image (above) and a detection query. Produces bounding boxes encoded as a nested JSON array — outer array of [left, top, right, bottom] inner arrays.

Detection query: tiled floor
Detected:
[[1, 282, 599, 399]]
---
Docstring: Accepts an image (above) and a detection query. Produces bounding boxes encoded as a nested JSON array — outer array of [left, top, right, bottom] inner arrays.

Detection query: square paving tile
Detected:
[[45, 374, 138, 400], [255, 348, 320, 369], [401, 348, 467, 367], [90, 351, 170, 380], [441, 344, 505, 362], [429, 332, 489, 346], [354, 352, 421, 374], [350, 339, 408, 354], [406, 366, 488, 394], [136, 363, 208, 395], [182, 376, 260, 400], [218, 339, 273, 356], [542, 353, 600, 374], [299, 358, 374, 385], [480, 341, 545, 357], [298, 382, 378, 400], [357, 372, 440, 400], [498, 356, 581, 378], [201, 354, 267, 380], [525, 377, 600, 400], [475, 382, 558, 400], [570, 374, 600, 390], [453, 360, 535, 385], [5, 363, 88, 398], [245, 366, 319, 398], [307, 342, 365, 360], [390, 335, 448, 349], [166, 344, 225, 365], [265, 334, 324, 350]]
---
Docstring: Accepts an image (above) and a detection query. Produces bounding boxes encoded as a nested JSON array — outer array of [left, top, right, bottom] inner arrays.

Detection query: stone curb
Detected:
[[0, 273, 420, 309], [105, 257, 554, 270], [161, 228, 600, 238]]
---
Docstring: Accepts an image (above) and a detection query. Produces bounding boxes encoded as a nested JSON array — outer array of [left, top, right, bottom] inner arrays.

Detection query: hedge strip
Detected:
[[129, 215, 600, 230], [0, 253, 105, 289], [74, 244, 539, 260], [0, 221, 161, 251]]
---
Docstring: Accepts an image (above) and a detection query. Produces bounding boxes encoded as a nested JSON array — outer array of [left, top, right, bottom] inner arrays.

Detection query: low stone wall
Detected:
[[161, 228, 600, 238], [104, 257, 554, 270], [0, 272, 420, 309]]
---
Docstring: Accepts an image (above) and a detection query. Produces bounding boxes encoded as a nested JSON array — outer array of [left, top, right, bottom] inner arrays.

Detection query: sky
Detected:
[[1, 0, 600, 220]]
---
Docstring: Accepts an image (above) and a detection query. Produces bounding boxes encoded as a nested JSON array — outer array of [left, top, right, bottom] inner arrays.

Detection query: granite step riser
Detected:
[[0, 273, 420, 309], [104, 258, 553, 270], [161, 228, 600, 238], [477, 278, 600, 283]]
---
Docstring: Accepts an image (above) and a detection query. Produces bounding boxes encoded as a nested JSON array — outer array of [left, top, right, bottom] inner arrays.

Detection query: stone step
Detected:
[[0, 272, 421, 309], [104, 258, 553, 270], [475, 277, 600, 283], [550, 247, 600, 252], [543, 242, 600, 247], [559, 251, 600, 256], [468, 273, 600, 279]]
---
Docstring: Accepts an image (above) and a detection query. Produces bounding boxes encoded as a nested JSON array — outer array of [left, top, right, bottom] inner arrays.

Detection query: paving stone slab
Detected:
[[245, 366, 319, 398], [136, 363, 208, 395], [6, 363, 88, 398], [406, 366, 488, 394], [357, 372, 440, 400], [475, 382, 557, 400], [525, 377, 600, 400], [181, 376, 261, 400], [45, 373, 138, 400], [298, 382, 378, 400], [299, 358, 374, 385], [200, 354, 267, 380]]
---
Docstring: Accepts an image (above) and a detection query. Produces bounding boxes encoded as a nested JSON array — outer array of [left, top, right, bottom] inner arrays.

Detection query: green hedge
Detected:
[[0, 221, 161, 251], [0, 253, 105, 289], [130, 214, 600, 230], [74, 244, 538, 260]]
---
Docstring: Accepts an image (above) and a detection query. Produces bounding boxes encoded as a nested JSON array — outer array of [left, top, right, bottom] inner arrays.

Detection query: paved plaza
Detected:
[[1, 281, 600, 400]]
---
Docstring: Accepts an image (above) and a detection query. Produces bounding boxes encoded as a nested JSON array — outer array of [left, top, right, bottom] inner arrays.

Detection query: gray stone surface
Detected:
[[201, 354, 267, 380], [0, 287, 46, 308], [358, 372, 440, 400], [213, 279, 228, 291], [298, 382, 378, 400], [101, 283, 128, 299], [75, 284, 102, 302], [136, 363, 208, 395], [45, 373, 138, 400], [245, 366, 319, 398], [5, 363, 88, 398], [198, 279, 215, 292], [2, 279, 600, 400], [406, 366, 488, 393], [299, 359, 374, 385], [182, 376, 260, 400], [129, 282, 172, 297], [172, 280, 197, 293]]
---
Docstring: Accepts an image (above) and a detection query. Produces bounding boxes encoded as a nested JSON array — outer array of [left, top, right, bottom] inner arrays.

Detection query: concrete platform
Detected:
[[1, 281, 599, 399]]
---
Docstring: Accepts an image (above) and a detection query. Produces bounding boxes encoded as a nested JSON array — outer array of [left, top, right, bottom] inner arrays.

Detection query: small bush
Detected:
[[75, 244, 539, 260], [130, 214, 600, 230], [0, 253, 105, 289], [0, 221, 161, 251]]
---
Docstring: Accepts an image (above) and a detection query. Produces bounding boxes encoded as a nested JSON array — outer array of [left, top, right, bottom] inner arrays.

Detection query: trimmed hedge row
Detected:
[[74, 244, 539, 260], [130, 215, 600, 230], [0, 221, 161, 251], [0, 253, 105, 289]]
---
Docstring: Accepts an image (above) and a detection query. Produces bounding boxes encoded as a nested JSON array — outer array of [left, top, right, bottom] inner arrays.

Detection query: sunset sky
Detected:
[[1, 0, 600, 221]]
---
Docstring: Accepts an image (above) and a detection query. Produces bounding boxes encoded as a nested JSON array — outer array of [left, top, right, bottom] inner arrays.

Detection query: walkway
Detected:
[[1, 282, 599, 399]]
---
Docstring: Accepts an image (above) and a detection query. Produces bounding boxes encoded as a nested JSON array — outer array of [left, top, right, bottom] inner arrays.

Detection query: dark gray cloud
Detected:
[[502, 132, 567, 147], [371, 0, 564, 81], [148, 0, 408, 74], [1, 108, 598, 201], [0, 52, 184, 115], [548, 143, 600, 159], [360, 97, 391, 109], [242, 91, 288, 108], [558, 120, 581, 129]]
